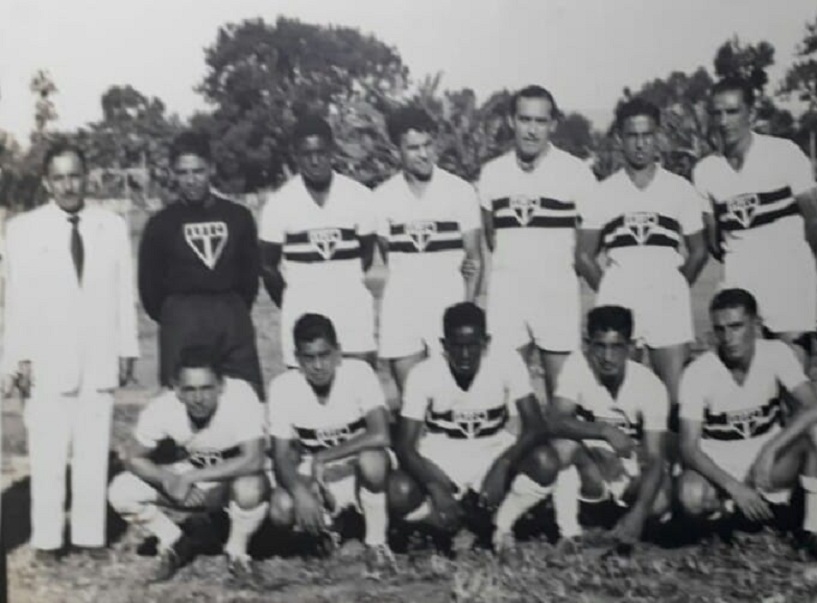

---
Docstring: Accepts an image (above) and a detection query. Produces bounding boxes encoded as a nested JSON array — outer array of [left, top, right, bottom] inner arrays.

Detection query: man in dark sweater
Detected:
[[138, 131, 264, 398]]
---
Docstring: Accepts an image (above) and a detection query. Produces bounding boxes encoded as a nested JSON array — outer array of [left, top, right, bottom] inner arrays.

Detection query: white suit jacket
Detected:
[[2, 201, 140, 393]]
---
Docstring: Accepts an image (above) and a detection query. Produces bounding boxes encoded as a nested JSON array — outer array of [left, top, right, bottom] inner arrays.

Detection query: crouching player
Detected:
[[108, 346, 269, 582], [389, 302, 559, 555], [267, 313, 396, 574], [678, 288, 817, 550], [548, 305, 670, 545]]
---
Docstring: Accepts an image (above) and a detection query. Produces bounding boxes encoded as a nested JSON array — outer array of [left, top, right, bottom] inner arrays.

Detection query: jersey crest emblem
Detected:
[[184, 222, 228, 270], [406, 220, 438, 252], [316, 425, 353, 448], [623, 211, 658, 245], [725, 193, 759, 228], [309, 228, 342, 260], [510, 196, 539, 226], [189, 449, 224, 468], [725, 406, 766, 439], [452, 409, 489, 438]]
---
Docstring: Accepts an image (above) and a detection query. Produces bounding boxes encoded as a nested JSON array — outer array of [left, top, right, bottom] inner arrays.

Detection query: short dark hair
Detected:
[[293, 313, 338, 348], [615, 97, 661, 131], [509, 85, 561, 120], [386, 106, 438, 146], [291, 115, 334, 147], [711, 77, 755, 109], [709, 288, 758, 317], [443, 302, 487, 339], [173, 345, 224, 381], [42, 141, 87, 174], [587, 306, 634, 340], [169, 130, 212, 165]]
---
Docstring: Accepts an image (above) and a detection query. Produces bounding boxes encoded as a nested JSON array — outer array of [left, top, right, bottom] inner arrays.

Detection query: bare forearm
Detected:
[[547, 413, 610, 442], [682, 446, 742, 495], [184, 453, 264, 483], [680, 250, 707, 285], [631, 458, 663, 515], [575, 253, 603, 291], [127, 457, 173, 491], [396, 448, 454, 494], [261, 270, 286, 308], [314, 432, 389, 466]]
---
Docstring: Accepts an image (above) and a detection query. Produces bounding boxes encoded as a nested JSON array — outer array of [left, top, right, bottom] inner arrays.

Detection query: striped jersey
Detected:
[[259, 173, 376, 291], [477, 147, 597, 275], [580, 167, 703, 271], [375, 167, 481, 288], [693, 132, 816, 263], [267, 359, 386, 454], [554, 351, 669, 445], [401, 348, 531, 444], [679, 339, 806, 443]]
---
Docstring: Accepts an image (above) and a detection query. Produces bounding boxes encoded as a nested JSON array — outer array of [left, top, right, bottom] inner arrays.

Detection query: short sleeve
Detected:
[[576, 181, 605, 230], [267, 374, 298, 440], [353, 362, 388, 414], [691, 163, 715, 215], [553, 352, 584, 404], [259, 193, 285, 244], [475, 165, 495, 211], [401, 362, 431, 422], [640, 372, 670, 431], [373, 188, 391, 239], [678, 360, 709, 422], [134, 398, 169, 449], [784, 141, 816, 196], [770, 341, 808, 392], [356, 194, 378, 237], [678, 180, 704, 235], [457, 184, 482, 232], [224, 380, 267, 443]]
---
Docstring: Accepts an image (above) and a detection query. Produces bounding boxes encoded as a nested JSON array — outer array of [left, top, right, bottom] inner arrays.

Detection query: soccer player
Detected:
[[576, 97, 708, 416], [548, 305, 670, 545], [478, 85, 597, 399], [375, 107, 483, 394], [138, 131, 264, 398], [108, 346, 269, 582], [693, 77, 817, 363], [389, 302, 558, 554], [267, 313, 395, 574], [259, 115, 377, 368], [678, 288, 817, 548]]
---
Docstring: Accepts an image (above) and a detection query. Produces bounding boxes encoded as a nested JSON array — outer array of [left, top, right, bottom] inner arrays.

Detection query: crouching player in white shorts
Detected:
[[108, 346, 269, 583], [548, 305, 671, 546], [389, 302, 559, 555], [679, 288, 817, 552], [267, 313, 397, 575]]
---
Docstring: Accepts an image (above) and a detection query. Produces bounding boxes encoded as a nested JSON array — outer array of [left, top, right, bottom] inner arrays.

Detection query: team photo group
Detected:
[[5, 74, 817, 591]]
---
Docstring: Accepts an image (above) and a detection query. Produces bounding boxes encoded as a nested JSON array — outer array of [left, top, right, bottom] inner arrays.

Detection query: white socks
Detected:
[[552, 466, 583, 538], [801, 475, 817, 533], [224, 501, 269, 558], [359, 488, 389, 546], [136, 504, 183, 550], [494, 474, 552, 535]]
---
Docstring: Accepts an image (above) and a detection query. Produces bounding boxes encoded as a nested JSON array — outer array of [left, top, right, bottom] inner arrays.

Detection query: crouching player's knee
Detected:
[[519, 445, 560, 487], [677, 471, 719, 518], [357, 449, 391, 492], [229, 473, 271, 510], [386, 470, 425, 518], [108, 472, 152, 518], [268, 488, 296, 528]]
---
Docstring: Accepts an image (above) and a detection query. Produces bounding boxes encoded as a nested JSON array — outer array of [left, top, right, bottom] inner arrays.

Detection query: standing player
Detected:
[[693, 77, 817, 363], [108, 346, 269, 582], [267, 313, 395, 574], [389, 302, 558, 554], [478, 85, 597, 399], [575, 98, 708, 416], [375, 107, 483, 393], [548, 306, 670, 545], [259, 116, 377, 368], [678, 288, 817, 549], [138, 131, 264, 397]]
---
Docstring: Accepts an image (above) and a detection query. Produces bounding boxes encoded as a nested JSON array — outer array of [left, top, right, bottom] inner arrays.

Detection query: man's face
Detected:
[[44, 151, 86, 213], [173, 153, 212, 204], [511, 97, 556, 161], [294, 135, 333, 186], [709, 90, 753, 149], [175, 367, 222, 423], [442, 324, 488, 380], [711, 306, 757, 365], [586, 329, 630, 382], [296, 337, 341, 388], [619, 114, 658, 170], [398, 129, 435, 181]]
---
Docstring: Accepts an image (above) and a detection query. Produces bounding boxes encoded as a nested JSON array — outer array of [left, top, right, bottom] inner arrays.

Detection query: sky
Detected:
[[1, 0, 815, 146]]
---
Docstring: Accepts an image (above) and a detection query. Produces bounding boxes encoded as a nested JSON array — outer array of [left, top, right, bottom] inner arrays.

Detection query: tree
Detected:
[[29, 70, 58, 141], [779, 14, 817, 164], [552, 112, 595, 160], [714, 37, 775, 93]]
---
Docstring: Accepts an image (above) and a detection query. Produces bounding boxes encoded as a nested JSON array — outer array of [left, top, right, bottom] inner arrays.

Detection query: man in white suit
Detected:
[[1, 142, 139, 562]]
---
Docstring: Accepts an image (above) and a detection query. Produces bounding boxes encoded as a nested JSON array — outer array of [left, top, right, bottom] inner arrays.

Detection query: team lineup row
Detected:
[[3, 75, 817, 584]]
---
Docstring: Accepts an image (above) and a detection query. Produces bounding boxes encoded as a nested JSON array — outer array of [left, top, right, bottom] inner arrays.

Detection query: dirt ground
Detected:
[[6, 245, 817, 602]]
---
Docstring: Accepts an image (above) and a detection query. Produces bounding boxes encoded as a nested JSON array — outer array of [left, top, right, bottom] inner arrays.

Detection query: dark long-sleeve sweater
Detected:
[[138, 194, 260, 321]]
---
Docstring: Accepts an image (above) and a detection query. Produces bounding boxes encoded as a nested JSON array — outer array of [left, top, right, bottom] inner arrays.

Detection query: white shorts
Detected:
[[281, 282, 376, 367], [596, 264, 693, 348], [487, 270, 581, 353]]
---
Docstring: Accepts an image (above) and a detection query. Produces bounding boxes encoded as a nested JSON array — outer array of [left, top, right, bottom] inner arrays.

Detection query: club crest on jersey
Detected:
[[453, 409, 489, 438], [624, 211, 658, 245], [510, 196, 539, 226], [309, 228, 342, 260], [316, 425, 353, 448], [406, 220, 437, 252], [189, 449, 224, 468], [726, 193, 759, 228], [184, 221, 228, 270], [726, 406, 766, 439]]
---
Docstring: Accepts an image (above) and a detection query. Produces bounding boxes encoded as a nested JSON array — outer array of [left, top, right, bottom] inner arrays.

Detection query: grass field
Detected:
[[5, 232, 817, 603]]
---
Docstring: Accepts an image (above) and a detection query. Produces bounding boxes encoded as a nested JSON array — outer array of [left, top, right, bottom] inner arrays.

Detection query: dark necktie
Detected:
[[68, 214, 84, 282]]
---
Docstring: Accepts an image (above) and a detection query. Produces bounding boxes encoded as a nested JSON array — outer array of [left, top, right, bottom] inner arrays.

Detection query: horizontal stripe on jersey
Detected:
[[388, 220, 463, 253], [491, 196, 577, 230], [284, 228, 361, 263], [600, 213, 682, 251], [702, 398, 782, 441], [576, 406, 644, 440], [425, 404, 509, 439], [714, 186, 799, 232], [187, 445, 241, 468], [294, 417, 366, 452]]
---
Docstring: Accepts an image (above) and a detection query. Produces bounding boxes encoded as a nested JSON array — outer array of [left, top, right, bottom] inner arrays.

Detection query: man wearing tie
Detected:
[[1, 142, 140, 563]]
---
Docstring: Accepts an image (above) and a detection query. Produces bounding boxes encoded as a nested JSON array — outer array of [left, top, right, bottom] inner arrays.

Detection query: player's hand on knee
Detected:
[[602, 426, 635, 459], [292, 483, 326, 535], [181, 485, 208, 509], [727, 482, 772, 522], [429, 484, 463, 531], [162, 472, 193, 505], [747, 450, 775, 492]]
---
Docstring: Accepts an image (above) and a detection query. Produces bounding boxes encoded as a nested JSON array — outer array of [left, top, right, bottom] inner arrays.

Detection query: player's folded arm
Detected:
[[545, 395, 611, 443], [394, 416, 455, 495], [237, 211, 261, 307], [259, 241, 286, 307], [137, 216, 168, 322], [310, 407, 391, 468], [183, 437, 267, 484], [122, 440, 173, 490]]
